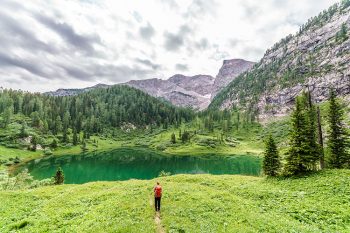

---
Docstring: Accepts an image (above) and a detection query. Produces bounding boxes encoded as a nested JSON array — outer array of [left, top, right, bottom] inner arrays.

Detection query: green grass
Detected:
[[1, 170, 349, 232]]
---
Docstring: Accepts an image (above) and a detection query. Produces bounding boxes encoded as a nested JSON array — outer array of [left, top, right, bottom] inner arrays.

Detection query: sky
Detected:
[[0, 0, 339, 92]]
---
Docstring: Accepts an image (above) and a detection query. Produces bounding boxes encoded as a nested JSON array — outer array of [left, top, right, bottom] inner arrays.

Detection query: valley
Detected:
[[1, 1, 350, 232]]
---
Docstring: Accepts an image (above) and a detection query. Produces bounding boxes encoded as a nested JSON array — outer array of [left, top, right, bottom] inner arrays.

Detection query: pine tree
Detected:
[[81, 140, 88, 152], [51, 139, 58, 149], [72, 130, 78, 146], [54, 167, 64, 185], [263, 135, 280, 176], [284, 94, 319, 175], [327, 90, 350, 168], [171, 132, 176, 144], [19, 122, 27, 138], [30, 135, 38, 151]]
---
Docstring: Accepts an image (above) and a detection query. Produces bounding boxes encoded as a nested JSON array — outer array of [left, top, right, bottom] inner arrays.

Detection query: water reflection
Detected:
[[23, 148, 262, 184]]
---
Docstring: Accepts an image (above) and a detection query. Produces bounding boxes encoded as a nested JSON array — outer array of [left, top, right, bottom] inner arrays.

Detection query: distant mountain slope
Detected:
[[125, 74, 215, 110], [210, 1, 350, 119], [45, 84, 109, 96], [46, 58, 253, 110]]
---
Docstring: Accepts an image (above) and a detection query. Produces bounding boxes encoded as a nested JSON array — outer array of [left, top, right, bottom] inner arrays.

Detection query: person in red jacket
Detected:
[[154, 182, 162, 211]]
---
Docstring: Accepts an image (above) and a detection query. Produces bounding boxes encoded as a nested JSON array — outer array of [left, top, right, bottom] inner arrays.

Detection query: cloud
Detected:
[[0, 52, 50, 78], [185, 0, 218, 19], [34, 13, 101, 54], [135, 58, 161, 70], [139, 23, 155, 40], [0, 12, 58, 54], [163, 31, 184, 51], [175, 63, 189, 71], [163, 24, 193, 52], [0, 0, 340, 92]]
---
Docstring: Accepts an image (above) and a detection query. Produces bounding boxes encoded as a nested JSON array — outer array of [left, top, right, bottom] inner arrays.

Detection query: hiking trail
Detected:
[[150, 196, 166, 233]]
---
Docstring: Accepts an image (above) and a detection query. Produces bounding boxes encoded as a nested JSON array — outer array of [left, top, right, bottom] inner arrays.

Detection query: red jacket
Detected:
[[154, 185, 162, 197]]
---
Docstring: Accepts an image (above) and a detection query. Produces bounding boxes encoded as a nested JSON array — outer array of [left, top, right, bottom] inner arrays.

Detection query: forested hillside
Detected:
[[0, 85, 194, 137], [210, 0, 350, 118]]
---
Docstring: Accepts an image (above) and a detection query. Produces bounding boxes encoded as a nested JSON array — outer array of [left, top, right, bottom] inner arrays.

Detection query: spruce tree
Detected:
[[54, 167, 64, 185], [284, 94, 319, 175], [327, 90, 349, 168], [171, 133, 176, 144], [72, 130, 78, 146], [263, 135, 280, 176]]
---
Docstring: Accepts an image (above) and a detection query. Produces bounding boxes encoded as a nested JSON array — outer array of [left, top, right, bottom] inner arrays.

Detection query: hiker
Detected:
[[154, 182, 162, 211]]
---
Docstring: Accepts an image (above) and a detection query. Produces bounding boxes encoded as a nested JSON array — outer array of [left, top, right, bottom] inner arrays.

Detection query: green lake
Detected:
[[23, 148, 262, 184]]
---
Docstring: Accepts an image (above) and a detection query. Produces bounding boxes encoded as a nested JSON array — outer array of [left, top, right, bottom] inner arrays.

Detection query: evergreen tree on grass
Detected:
[[284, 93, 319, 175], [171, 132, 176, 144], [54, 167, 64, 185], [263, 135, 280, 176], [327, 90, 349, 168]]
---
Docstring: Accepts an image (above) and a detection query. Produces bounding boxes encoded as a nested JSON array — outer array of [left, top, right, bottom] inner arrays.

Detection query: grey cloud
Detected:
[[164, 32, 184, 51], [135, 58, 161, 70], [185, 0, 217, 19], [93, 64, 153, 82], [175, 63, 189, 71], [132, 11, 143, 23], [242, 46, 265, 59], [0, 12, 59, 54], [158, 0, 179, 9], [195, 38, 209, 50], [210, 48, 229, 61], [139, 23, 155, 40], [241, 3, 261, 20], [0, 52, 51, 78], [163, 24, 193, 52], [34, 13, 101, 54]]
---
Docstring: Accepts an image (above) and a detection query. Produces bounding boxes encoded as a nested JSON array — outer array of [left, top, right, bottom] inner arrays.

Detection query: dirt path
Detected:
[[150, 196, 166, 233]]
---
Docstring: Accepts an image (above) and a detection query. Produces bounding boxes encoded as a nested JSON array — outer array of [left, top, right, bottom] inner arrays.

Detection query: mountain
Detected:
[[210, 1, 350, 119], [212, 59, 255, 97], [125, 75, 215, 110], [46, 58, 253, 110], [45, 83, 109, 96]]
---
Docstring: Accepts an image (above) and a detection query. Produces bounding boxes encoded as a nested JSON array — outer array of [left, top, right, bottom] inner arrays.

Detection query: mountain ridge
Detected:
[[45, 58, 254, 110]]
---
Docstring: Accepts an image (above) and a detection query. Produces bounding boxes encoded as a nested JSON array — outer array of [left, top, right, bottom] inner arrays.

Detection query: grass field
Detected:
[[1, 170, 349, 233]]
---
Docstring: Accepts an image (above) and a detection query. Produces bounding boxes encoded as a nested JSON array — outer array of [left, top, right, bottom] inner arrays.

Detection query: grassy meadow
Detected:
[[1, 170, 349, 232]]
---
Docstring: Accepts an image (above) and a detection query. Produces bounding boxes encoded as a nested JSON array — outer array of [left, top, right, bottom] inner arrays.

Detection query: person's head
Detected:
[[157, 182, 160, 185]]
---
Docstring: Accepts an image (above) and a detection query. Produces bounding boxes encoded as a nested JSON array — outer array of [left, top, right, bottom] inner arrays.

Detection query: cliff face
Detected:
[[125, 75, 215, 110], [211, 2, 350, 119], [212, 59, 255, 98]]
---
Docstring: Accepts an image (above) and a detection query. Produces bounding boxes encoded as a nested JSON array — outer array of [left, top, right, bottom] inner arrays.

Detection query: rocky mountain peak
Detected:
[[212, 58, 255, 98]]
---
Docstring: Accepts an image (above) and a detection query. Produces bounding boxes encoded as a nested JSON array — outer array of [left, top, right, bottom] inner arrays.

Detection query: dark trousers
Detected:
[[155, 197, 161, 211]]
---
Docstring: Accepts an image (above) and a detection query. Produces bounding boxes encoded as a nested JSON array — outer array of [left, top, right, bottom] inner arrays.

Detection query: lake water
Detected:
[[23, 148, 262, 184]]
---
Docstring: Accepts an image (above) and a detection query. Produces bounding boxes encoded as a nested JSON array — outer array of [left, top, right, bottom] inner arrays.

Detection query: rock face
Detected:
[[125, 75, 215, 110], [211, 2, 350, 120], [212, 59, 255, 97]]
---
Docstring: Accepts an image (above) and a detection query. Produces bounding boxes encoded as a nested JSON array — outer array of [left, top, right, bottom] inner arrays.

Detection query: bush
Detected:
[[158, 170, 171, 177], [156, 144, 167, 151], [197, 138, 218, 148], [43, 148, 53, 156]]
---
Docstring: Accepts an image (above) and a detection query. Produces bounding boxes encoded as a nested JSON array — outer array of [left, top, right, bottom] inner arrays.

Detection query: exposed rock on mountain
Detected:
[[45, 84, 109, 96], [212, 59, 255, 97], [125, 75, 215, 110], [210, 1, 350, 120]]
